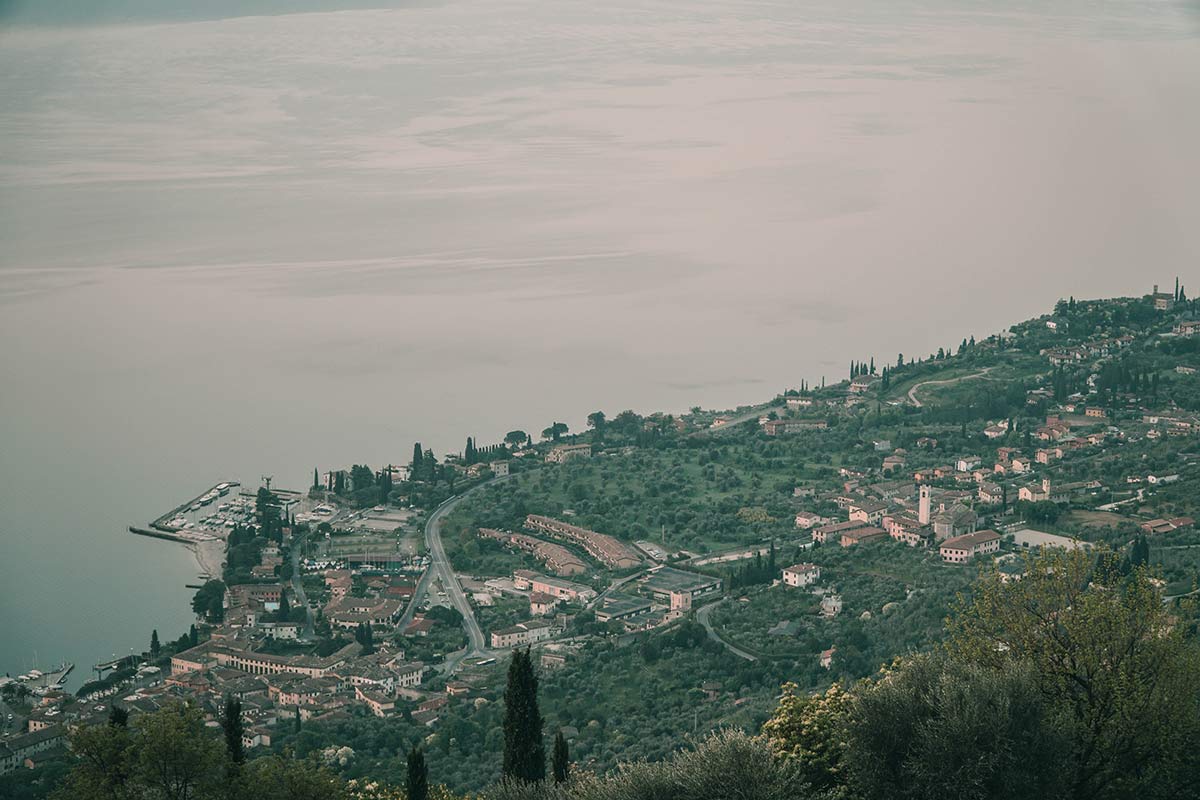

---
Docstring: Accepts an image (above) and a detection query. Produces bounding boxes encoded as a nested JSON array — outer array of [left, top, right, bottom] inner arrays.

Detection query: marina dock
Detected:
[[128, 480, 242, 544], [149, 481, 241, 532], [7, 661, 73, 693], [128, 480, 247, 581], [128, 525, 218, 544]]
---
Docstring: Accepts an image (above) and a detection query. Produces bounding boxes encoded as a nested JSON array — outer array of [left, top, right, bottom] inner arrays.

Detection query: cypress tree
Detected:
[[189, 624, 198, 647], [294, 706, 302, 733], [313, 468, 320, 490], [552, 730, 569, 783], [150, 629, 160, 658], [1131, 534, 1150, 568], [406, 745, 429, 800], [356, 622, 375, 655], [221, 695, 244, 764], [503, 648, 545, 782]]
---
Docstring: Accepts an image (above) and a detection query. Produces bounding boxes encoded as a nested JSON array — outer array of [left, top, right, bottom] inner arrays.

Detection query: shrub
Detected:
[[483, 729, 805, 800]]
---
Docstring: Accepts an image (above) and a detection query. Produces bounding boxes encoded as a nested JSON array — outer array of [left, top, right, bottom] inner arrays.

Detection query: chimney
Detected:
[[919, 485, 931, 525]]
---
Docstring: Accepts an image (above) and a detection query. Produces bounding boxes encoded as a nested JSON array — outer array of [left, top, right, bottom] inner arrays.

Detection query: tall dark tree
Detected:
[[552, 730, 570, 784], [221, 695, 244, 765], [107, 704, 129, 727], [378, 467, 393, 501], [294, 706, 302, 733], [313, 468, 320, 491], [356, 622, 375, 655], [256, 486, 283, 541], [150, 629, 160, 658], [1130, 534, 1150, 568], [542, 422, 568, 441], [406, 745, 429, 800], [503, 648, 545, 782]]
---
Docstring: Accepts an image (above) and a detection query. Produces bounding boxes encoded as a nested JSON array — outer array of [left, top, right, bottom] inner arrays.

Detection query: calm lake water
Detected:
[[2, 0, 1199, 684]]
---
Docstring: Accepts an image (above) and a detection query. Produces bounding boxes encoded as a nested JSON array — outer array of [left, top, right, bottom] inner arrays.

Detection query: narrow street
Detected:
[[289, 532, 315, 639]]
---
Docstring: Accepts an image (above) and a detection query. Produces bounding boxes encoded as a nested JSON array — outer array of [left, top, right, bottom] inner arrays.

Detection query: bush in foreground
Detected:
[[484, 729, 805, 800]]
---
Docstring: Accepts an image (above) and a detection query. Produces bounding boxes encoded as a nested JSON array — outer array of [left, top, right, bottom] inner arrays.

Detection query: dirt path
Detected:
[[907, 367, 994, 407]]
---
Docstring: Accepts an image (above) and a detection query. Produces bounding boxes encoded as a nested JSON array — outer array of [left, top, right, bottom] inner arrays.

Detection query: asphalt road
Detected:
[[0, 696, 22, 734], [406, 477, 508, 671], [585, 569, 645, 610], [289, 532, 315, 639], [695, 599, 758, 661]]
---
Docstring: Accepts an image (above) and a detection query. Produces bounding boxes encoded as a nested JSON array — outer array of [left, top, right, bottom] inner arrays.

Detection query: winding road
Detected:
[[695, 599, 758, 661], [906, 367, 994, 407], [403, 477, 508, 672]]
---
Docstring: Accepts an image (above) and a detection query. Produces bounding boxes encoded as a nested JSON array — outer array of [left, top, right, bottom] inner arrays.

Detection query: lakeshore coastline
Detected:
[[187, 539, 225, 579]]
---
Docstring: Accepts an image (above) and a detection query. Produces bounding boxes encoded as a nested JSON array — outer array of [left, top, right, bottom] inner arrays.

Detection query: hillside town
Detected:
[[5, 285, 1200, 791]]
